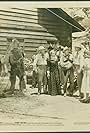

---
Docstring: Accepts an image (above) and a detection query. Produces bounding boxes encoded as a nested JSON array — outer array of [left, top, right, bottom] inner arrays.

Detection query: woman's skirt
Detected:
[[81, 58, 90, 94]]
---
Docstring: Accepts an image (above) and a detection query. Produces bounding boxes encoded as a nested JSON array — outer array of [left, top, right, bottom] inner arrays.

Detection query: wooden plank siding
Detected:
[[0, 8, 84, 58], [0, 8, 57, 58]]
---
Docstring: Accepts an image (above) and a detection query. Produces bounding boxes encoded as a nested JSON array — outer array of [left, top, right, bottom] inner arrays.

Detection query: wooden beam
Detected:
[[24, 39, 47, 43], [0, 9, 38, 16], [0, 19, 42, 27], [25, 43, 46, 47], [0, 15, 61, 26], [0, 22, 47, 32], [0, 29, 55, 37], [0, 33, 57, 41]]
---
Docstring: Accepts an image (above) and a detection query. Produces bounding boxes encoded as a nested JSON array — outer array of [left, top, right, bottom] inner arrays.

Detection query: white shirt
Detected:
[[73, 50, 84, 65], [73, 50, 84, 70], [33, 53, 49, 70]]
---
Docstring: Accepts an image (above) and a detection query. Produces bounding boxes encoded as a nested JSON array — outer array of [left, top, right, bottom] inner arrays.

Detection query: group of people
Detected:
[[0, 38, 90, 103], [32, 40, 90, 103]]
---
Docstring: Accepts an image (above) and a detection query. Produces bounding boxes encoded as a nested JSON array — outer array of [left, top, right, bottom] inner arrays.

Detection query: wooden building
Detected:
[[0, 8, 85, 58]]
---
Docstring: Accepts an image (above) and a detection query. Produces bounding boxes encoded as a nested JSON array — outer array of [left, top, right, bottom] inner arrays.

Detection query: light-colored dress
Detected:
[[81, 57, 90, 94]]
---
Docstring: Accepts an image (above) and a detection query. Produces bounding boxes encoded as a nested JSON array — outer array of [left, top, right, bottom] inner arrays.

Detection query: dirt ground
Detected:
[[0, 81, 90, 131]]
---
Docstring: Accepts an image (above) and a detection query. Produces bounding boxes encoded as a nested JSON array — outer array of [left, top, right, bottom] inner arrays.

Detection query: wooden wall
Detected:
[[0, 8, 57, 59], [38, 9, 72, 47]]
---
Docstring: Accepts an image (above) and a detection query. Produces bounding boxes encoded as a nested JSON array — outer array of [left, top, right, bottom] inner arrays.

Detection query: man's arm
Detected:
[[60, 55, 65, 67], [33, 55, 38, 72]]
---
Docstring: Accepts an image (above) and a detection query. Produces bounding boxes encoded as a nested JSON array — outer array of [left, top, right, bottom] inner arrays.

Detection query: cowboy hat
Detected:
[[75, 45, 82, 49], [63, 46, 69, 52]]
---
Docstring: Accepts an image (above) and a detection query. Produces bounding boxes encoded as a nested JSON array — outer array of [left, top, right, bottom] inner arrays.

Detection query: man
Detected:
[[56, 45, 64, 94], [60, 46, 74, 96], [9, 38, 26, 95], [33, 46, 49, 95], [32, 50, 38, 88], [73, 44, 84, 98]]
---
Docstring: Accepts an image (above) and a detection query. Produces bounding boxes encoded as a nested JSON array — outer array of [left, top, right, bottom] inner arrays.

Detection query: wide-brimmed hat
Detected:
[[75, 45, 82, 49], [38, 46, 45, 51], [12, 38, 19, 44]]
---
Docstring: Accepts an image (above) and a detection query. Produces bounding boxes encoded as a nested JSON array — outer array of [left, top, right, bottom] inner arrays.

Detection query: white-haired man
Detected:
[[33, 46, 49, 95]]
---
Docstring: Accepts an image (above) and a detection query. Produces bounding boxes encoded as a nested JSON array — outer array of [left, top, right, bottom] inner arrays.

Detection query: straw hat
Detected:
[[38, 46, 45, 51], [75, 45, 82, 49]]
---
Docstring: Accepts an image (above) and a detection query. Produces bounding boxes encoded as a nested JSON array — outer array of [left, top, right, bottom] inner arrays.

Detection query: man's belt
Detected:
[[37, 64, 47, 66]]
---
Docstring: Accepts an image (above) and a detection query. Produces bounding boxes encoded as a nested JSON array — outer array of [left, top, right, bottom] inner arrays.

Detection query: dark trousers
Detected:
[[62, 68, 74, 94], [10, 69, 26, 93], [76, 71, 83, 96], [32, 70, 38, 88], [58, 65, 64, 86], [74, 65, 83, 96]]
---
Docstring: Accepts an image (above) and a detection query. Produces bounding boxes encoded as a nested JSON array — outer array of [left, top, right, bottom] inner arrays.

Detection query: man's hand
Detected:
[[78, 69, 81, 73]]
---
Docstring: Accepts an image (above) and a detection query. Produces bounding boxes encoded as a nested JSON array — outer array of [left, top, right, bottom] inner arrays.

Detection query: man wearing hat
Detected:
[[56, 45, 64, 92], [73, 44, 84, 98], [9, 38, 26, 95], [60, 46, 74, 96], [33, 46, 49, 95]]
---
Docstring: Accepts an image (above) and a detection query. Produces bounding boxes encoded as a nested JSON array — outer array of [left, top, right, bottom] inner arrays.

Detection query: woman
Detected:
[[47, 47, 60, 96], [81, 41, 90, 103]]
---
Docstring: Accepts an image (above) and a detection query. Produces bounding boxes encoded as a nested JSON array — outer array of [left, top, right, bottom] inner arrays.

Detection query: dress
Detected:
[[47, 50, 60, 96], [81, 58, 90, 94]]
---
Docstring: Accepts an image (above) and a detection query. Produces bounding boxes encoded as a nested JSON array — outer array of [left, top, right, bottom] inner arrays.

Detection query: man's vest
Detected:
[[9, 48, 24, 73]]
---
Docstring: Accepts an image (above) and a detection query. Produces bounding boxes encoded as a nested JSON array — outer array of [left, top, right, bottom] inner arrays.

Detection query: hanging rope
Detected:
[[46, 8, 84, 32]]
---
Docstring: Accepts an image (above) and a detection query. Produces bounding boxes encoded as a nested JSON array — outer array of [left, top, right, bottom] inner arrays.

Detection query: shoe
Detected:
[[79, 98, 89, 103], [44, 90, 48, 94], [38, 92, 41, 96], [64, 93, 67, 97], [79, 93, 84, 99], [69, 93, 73, 97], [18, 91, 25, 97], [0, 93, 6, 98]]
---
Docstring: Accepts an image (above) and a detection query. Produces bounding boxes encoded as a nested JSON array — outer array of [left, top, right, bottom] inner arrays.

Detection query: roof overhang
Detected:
[[47, 8, 85, 32]]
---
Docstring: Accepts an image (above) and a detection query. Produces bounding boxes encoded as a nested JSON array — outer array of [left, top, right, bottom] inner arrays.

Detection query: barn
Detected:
[[0, 8, 85, 59]]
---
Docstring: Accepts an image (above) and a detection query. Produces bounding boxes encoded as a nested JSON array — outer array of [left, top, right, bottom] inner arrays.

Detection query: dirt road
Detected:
[[0, 85, 90, 131]]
